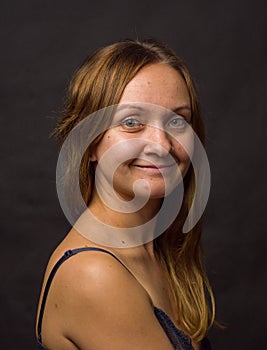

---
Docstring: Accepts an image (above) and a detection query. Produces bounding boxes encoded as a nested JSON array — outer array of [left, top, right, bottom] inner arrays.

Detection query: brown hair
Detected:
[[56, 38, 215, 341]]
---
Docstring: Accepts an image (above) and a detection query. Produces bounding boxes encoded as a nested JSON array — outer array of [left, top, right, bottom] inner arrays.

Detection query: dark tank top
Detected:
[[37, 247, 212, 350]]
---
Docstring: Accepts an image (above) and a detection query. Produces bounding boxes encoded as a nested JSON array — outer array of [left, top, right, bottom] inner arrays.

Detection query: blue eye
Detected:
[[169, 118, 186, 129], [122, 118, 142, 128]]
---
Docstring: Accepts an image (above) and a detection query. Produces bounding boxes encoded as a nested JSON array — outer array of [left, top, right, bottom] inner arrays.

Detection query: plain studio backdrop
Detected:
[[0, 0, 266, 349]]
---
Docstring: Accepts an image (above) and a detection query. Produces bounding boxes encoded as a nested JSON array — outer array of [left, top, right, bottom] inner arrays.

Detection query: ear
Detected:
[[89, 145, 98, 162]]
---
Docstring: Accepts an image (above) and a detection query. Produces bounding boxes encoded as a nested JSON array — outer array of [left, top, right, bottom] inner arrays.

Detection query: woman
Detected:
[[36, 39, 215, 350]]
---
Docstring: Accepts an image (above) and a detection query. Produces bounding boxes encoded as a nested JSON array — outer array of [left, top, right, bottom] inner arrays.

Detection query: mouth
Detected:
[[131, 163, 176, 173]]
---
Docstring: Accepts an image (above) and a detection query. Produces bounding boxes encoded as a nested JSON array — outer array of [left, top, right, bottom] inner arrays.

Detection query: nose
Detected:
[[143, 126, 172, 157]]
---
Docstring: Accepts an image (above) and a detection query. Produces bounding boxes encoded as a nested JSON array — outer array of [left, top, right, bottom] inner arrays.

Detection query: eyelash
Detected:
[[120, 116, 187, 131], [168, 117, 187, 129], [121, 118, 144, 129]]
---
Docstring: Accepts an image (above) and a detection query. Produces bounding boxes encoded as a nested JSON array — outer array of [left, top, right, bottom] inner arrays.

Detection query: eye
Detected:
[[168, 117, 187, 130], [121, 118, 143, 129]]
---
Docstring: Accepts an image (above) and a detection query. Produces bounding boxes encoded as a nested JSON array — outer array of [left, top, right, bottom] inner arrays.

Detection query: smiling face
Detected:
[[90, 63, 193, 202]]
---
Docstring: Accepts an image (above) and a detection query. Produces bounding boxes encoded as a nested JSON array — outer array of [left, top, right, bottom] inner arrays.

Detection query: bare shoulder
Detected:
[[39, 247, 173, 350], [48, 248, 146, 303]]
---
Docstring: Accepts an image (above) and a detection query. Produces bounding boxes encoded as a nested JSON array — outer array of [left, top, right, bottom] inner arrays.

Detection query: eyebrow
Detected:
[[116, 104, 146, 112], [172, 105, 192, 113], [171, 106, 192, 122], [117, 103, 191, 113]]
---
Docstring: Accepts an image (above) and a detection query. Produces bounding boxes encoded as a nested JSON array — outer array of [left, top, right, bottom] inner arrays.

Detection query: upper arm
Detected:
[[41, 251, 173, 350]]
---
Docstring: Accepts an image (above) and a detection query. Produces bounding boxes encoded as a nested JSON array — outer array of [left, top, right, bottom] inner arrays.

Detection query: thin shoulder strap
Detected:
[[37, 247, 132, 343]]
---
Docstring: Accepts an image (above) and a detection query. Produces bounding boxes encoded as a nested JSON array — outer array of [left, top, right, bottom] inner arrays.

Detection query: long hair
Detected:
[[55, 38, 215, 341]]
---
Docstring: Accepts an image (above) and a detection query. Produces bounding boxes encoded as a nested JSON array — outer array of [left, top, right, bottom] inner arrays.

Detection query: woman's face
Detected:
[[91, 63, 193, 202]]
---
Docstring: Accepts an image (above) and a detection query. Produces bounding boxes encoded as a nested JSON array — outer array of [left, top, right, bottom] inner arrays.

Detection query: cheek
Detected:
[[92, 134, 116, 161], [172, 129, 194, 163], [110, 142, 141, 165], [94, 137, 145, 177], [174, 144, 189, 161], [173, 142, 193, 164]]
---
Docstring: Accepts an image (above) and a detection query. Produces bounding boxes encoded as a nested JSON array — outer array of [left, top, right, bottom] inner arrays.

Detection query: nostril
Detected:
[[143, 140, 171, 156]]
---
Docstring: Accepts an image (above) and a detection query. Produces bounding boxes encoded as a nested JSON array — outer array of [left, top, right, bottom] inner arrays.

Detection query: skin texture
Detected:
[[89, 64, 193, 228], [91, 64, 192, 201], [36, 64, 200, 350]]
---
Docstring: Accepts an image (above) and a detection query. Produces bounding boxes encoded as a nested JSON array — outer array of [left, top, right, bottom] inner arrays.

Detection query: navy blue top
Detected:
[[37, 247, 212, 350]]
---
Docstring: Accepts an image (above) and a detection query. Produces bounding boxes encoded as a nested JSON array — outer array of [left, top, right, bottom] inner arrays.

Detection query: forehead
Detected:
[[119, 63, 190, 110]]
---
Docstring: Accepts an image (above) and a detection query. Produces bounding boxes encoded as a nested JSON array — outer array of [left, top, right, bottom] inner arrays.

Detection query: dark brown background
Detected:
[[0, 0, 266, 348]]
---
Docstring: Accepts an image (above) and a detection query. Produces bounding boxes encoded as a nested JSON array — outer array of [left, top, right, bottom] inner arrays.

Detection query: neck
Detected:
[[74, 189, 162, 249], [89, 188, 162, 228]]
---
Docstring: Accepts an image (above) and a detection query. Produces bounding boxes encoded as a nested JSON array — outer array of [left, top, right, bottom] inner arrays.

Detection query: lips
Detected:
[[135, 165, 172, 169], [132, 163, 175, 169], [131, 163, 176, 173]]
